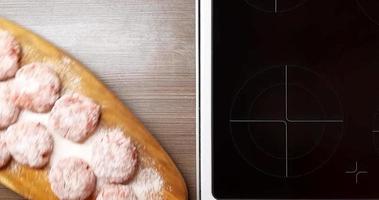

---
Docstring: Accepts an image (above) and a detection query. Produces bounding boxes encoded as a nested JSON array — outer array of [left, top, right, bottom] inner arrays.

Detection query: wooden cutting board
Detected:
[[0, 17, 187, 200]]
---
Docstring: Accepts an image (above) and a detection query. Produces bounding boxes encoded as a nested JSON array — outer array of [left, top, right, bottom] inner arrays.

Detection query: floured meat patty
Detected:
[[96, 185, 137, 200], [48, 92, 100, 142], [91, 129, 138, 184], [49, 157, 96, 200], [0, 133, 11, 168], [0, 100, 19, 129], [0, 31, 21, 80], [0, 81, 20, 129], [11, 62, 61, 112], [6, 122, 53, 168]]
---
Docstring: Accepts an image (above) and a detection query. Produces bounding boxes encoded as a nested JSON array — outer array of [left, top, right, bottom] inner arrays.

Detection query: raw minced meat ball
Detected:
[[0, 81, 20, 129], [0, 31, 21, 80], [11, 62, 61, 112], [96, 185, 137, 200], [91, 129, 138, 184], [0, 133, 11, 168], [49, 157, 96, 200], [48, 92, 100, 143], [5, 122, 53, 168]]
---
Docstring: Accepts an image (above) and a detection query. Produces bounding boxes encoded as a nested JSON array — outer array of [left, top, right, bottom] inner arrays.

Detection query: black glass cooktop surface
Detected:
[[212, 0, 379, 199]]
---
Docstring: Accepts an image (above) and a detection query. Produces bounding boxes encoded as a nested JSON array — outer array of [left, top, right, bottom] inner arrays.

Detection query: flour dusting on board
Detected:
[[49, 57, 82, 91], [17, 110, 164, 199], [131, 167, 164, 200]]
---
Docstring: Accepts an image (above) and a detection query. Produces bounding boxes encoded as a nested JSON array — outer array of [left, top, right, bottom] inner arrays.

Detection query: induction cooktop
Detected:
[[210, 0, 379, 199]]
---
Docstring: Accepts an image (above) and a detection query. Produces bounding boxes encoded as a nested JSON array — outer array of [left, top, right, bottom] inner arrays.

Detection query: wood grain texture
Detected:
[[0, 0, 195, 199]]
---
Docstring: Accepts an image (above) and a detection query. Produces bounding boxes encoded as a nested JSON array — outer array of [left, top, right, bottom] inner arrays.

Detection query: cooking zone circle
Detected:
[[229, 65, 344, 178], [357, 0, 379, 26], [243, 0, 309, 13]]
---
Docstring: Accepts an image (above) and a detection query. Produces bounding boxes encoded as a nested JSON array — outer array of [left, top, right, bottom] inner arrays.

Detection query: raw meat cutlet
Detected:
[[0, 31, 21, 80], [48, 92, 100, 143], [0, 99, 20, 129], [49, 157, 96, 200], [96, 185, 137, 200], [91, 129, 138, 184], [0, 81, 20, 129], [5, 122, 53, 168], [11, 62, 61, 112], [0, 133, 11, 168]]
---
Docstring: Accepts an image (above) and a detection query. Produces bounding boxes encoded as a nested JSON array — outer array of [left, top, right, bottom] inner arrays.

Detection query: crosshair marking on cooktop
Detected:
[[345, 161, 368, 184], [229, 65, 344, 178], [230, 66, 343, 177], [243, 0, 308, 14]]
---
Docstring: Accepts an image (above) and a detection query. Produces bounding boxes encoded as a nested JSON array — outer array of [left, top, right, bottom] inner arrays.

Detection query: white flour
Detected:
[[17, 110, 164, 199], [130, 167, 163, 200]]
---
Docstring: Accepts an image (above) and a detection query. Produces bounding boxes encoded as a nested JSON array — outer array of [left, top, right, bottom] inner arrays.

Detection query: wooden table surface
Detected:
[[0, 0, 196, 199]]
